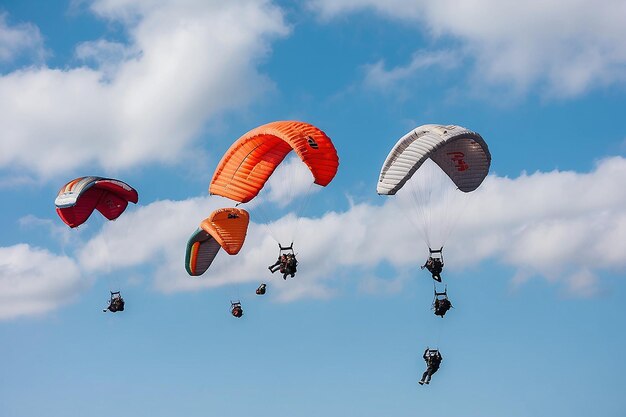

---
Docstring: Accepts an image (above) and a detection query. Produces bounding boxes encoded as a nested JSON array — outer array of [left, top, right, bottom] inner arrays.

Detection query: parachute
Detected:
[[209, 121, 339, 203], [378, 125, 490, 195], [185, 207, 250, 276], [377, 124, 490, 248], [55, 176, 138, 228]]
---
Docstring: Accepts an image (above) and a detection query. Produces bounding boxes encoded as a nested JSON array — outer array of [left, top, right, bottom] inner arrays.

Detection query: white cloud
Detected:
[[0, 244, 84, 319], [262, 156, 320, 208], [0, 174, 37, 189], [309, 0, 420, 21], [564, 268, 599, 297], [310, 0, 626, 97], [5, 155, 624, 320], [358, 271, 407, 296], [0, 0, 289, 178], [0, 12, 46, 65], [64, 156, 626, 303], [19, 214, 75, 248], [75, 39, 139, 80], [363, 50, 457, 92]]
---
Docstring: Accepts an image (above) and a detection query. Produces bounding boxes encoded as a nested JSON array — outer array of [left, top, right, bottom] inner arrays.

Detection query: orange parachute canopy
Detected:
[[185, 208, 250, 276], [209, 121, 339, 203]]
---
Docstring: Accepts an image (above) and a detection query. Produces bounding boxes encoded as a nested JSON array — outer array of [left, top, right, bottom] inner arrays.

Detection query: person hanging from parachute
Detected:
[[268, 254, 288, 274], [419, 348, 443, 385], [283, 252, 298, 279], [268, 243, 298, 279], [230, 300, 243, 318], [209, 121, 339, 279], [256, 283, 267, 295], [103, 291, 125, 313], [421, 247, 444, 282], [432, 285, 453, 318]]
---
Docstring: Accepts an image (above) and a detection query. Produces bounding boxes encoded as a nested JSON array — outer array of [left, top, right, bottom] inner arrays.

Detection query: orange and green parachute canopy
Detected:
[[209, 121, 339, 203], [185, 208, 250, 276]]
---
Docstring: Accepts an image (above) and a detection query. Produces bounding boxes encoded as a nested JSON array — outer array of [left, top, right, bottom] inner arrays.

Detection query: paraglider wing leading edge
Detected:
[[377, 125, 491, 195]]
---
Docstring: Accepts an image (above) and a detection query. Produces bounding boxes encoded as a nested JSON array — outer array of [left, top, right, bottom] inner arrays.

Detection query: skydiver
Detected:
[[268, 254, 287, 273], [256, 283, 267, 295], [433, 296, 452, 318], [419, 348, 443, 385], [421, 254, 443, 282], [231, 301, 243, 318], [103, 291, 125, 313], [424, 248, 444, 279], [432, 285, 452, 318], [282, 253, 298, 280]]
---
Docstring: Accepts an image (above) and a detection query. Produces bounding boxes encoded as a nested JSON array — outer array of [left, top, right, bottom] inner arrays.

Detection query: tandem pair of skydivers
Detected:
[[268, 243, 298, 280]]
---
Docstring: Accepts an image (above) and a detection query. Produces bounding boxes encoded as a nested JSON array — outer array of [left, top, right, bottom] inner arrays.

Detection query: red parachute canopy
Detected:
[[55, 176, 138, 228]]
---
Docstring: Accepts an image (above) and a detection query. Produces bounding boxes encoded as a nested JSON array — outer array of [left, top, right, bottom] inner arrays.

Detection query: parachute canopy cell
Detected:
[[185, 208, 250, 276], [55, 176, 138, 228], [377, 125, 491, 195], [209, 121, 339, 203]]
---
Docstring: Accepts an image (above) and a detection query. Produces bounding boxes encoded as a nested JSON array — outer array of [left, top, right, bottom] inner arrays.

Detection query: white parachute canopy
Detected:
[[377, 124, 491, 249]]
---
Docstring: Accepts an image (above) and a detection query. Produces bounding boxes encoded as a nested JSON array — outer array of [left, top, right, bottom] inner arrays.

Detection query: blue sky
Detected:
[[1, 1, 626, 416]]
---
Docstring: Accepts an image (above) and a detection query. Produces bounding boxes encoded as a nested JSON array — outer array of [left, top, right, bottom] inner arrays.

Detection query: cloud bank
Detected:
[[0, 244, 84, 319], [3, 156, 624, 319], [0, 12, 45, 65], [309, 0, 626, 97], [0, 0, 288, 179], [79, 155, 626, 299]]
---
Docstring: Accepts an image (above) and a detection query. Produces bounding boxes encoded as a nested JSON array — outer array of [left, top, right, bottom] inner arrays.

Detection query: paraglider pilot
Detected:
[[419, 348, 442, 385], [268, 244, 298, 279], [433, 287, 452, 318], [421, 248, 444, 282], [281, 253, 298, 280], [268, 254, 287, 273], [103, 291, 125, 313], [433, 296, 452, 318], [231, 301, 243, 318]]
